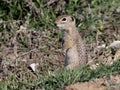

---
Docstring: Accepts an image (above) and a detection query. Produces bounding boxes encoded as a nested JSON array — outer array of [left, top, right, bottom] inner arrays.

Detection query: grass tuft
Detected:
[[38, 60, 120, 90]]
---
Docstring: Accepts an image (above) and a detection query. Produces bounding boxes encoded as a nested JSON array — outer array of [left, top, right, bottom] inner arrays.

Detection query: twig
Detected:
[[14, 48, 38, 61]]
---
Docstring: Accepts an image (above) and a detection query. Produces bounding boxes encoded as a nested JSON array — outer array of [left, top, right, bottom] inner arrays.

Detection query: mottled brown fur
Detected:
[[55, 15, 88, 68]]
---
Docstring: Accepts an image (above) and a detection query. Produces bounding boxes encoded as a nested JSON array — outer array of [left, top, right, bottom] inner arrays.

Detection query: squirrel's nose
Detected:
[[54, 20, 57, 24]]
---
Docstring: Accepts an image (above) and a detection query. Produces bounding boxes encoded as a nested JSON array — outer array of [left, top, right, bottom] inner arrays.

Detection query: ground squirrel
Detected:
[[55, 15, 88, 68]]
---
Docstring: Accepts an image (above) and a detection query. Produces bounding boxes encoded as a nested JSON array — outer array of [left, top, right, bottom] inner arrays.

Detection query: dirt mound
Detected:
[[65, 75, 120, 90]]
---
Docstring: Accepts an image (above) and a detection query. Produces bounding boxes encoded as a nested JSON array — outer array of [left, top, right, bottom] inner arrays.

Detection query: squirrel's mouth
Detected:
[[56, 24, 64, 30]]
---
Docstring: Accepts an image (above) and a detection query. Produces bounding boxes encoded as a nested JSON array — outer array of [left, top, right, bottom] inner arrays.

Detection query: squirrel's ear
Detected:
[[71, 16, 75, 21]]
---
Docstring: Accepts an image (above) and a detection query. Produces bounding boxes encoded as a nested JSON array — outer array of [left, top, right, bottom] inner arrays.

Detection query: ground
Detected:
[[65, 75, 120, 90], [0, 0, 120, 90]]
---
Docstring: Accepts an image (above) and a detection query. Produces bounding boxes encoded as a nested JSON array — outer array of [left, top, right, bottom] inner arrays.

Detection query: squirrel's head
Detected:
[[55, 15, 76, 30]]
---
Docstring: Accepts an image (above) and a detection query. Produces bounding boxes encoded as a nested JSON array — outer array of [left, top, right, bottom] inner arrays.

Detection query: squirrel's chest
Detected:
[[62, 31, 76, 52]]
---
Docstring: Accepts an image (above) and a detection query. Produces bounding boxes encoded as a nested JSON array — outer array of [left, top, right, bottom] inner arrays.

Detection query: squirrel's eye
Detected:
[[62, 18, 67, 21]]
